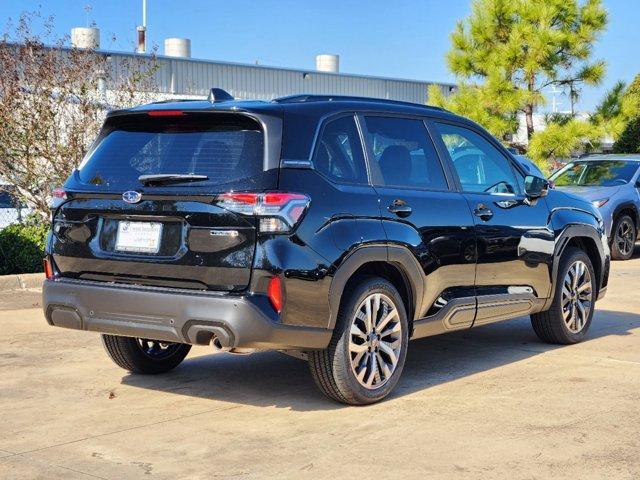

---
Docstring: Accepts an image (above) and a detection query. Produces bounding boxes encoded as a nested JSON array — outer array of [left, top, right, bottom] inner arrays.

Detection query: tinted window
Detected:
[[551, 161, 638, 187], [364, 116, 448, 190], [435, 123, 519, 194], [312, 116, 367, 184], [77, 114, 264, 189]]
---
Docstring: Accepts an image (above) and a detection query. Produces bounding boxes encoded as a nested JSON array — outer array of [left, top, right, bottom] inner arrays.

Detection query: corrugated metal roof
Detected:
[[104, 50, 455, 104]]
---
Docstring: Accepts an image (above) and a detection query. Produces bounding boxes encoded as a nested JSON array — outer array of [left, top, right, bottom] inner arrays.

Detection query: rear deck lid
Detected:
[[52, 111, 277, 291]]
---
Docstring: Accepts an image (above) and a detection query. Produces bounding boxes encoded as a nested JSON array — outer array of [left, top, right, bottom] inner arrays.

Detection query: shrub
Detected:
[[0, 218, 49, 275]]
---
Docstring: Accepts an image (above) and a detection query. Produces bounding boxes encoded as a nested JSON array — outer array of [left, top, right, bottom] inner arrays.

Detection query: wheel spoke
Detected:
[[378, 352, 392, 380], [366, 353, 377, 387], [372, 294, 381, 327], [562, 286, 571, 305], [380, 321, 401, 339], [577, 282, 591, 294], [376, 308, 398, 332], [576, 301, 586, 326], [378, 341, 398, 368], [353, 350, 366, 366], [364, 300, 373, 334], [356, 356, 368, 383], [350, 323, 367, 339], [566, 307, 576, 330], [349, 342, 368, 353]]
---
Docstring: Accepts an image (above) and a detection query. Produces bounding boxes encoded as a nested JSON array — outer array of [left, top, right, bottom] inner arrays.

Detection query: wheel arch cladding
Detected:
[[554, 224, 607, 303], [328, 245, 424, 331], [613, 203, 638, 231], [565, 236, 603, 293]]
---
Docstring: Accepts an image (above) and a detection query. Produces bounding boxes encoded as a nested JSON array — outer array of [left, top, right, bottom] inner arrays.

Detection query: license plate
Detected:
[[115, 221, 163, 254]]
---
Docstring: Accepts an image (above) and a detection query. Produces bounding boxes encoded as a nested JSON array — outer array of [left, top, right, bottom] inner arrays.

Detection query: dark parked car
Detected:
[[43, 91, 610, 404], [550, 155, 640, 260]]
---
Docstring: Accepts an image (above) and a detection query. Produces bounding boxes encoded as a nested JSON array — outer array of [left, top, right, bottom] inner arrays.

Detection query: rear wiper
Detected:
[[138, 173, 209, 185]]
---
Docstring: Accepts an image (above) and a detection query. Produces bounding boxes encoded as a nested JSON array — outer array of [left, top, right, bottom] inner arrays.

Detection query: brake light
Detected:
[[267, 276, 283, 313], [43, 258, 55, 280], [147, 110, 185, 117], [217, 192, 310, 233], [51, 188, 67, 199]]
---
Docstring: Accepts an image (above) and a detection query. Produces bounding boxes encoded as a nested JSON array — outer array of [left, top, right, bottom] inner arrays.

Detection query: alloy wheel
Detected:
[[348, 293, 403, 389], [615, 218, 635, 257], [561, 260, 593, 333], [135, 338, 182, 360]]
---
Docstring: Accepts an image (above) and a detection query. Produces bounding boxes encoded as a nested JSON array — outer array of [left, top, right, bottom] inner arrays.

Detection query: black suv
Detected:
[[43, 91, 610, 405]]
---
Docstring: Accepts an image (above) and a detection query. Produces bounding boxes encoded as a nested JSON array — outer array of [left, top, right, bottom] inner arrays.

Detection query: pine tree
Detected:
[[442, 0, 607, 140], [613, 74, 640, 153]]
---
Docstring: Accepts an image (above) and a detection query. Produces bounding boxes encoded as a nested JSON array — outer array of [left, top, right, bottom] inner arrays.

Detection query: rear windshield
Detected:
[[551, 160, 638, 187], [77, 113, 265, 189]]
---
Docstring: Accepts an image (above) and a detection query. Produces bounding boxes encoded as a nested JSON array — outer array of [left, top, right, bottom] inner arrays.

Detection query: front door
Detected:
[[430, 121, 554, 324], [358, 114, 477, 329]]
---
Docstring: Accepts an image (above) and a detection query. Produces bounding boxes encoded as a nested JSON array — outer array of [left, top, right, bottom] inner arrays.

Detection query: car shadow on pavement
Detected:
[[121, 309, 640, 410]]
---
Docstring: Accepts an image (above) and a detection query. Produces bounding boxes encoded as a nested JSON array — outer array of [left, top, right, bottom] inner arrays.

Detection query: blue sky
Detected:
[[2, 0, 638, 111]]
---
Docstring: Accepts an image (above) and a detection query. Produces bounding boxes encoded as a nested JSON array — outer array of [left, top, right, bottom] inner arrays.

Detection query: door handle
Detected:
[[473, 203, 494, 220], [387, 199, 412, 218]]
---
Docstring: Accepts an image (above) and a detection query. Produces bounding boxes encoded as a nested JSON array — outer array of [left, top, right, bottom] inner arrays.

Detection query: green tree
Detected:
[[440, 0, 607, 140], [527, 119, 595, 172], [613, 74, 640, 153], [428, 83, 517, 139]]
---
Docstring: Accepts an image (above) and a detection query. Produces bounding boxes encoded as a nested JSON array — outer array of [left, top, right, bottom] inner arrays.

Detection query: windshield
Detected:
[[551, 161, 638, 187], [77, 113, 264, 189]]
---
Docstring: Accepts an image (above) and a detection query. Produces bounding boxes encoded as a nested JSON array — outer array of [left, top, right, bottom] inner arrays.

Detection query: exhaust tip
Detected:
[[211, 335, 231, 352]]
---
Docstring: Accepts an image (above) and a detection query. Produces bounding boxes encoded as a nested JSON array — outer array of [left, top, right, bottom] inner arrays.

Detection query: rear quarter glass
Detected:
[[75, 113, 270, 191]]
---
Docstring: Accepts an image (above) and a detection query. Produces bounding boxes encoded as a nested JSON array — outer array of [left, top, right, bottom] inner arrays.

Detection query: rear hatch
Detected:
[[51, 110, 277, 291]]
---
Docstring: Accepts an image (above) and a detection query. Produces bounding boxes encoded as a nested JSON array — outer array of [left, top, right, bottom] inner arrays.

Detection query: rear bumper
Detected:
[[43, 279, 331, 350]]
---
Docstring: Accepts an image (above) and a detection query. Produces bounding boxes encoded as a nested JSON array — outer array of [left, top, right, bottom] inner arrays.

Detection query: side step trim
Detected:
[[412, 293, 543, 340], [473, 293, 536, 327]]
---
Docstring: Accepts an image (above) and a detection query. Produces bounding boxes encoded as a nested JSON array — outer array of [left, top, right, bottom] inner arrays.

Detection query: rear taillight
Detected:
[[49, 187, 67, 209], [43, 258, 55, 280], [217, 192, 310, 233], [51, 188, 67, 199], [267, 276, 283, 313]]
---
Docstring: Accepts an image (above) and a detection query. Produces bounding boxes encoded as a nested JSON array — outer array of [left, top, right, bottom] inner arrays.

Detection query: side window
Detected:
[[312, 116, 368, 184], [434, 122, 519, 194], [363, 116, 448, 190]]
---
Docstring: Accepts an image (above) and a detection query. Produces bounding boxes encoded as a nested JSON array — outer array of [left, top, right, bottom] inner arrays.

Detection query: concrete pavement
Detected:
[[1, 250, 639, 479]]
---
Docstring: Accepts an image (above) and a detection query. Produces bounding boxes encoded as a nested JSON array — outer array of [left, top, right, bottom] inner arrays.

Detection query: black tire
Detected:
[[611, 214, 636, 260], [308, 276, 409, 405], [101, 335, 191, 374], [530, 247, 596, 344]]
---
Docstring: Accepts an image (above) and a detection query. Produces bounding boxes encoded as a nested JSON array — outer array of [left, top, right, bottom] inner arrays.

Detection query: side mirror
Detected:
[[524, 175, 549, 199], [636, 179, 640, 189]]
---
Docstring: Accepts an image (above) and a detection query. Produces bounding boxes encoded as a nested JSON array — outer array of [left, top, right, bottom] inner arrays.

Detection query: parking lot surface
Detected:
[[1, 249, 639, 479]]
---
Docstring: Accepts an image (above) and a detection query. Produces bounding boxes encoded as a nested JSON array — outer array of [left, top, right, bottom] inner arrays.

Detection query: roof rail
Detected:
[[148, 98, 198, 105], [273, 94, 444, 111]]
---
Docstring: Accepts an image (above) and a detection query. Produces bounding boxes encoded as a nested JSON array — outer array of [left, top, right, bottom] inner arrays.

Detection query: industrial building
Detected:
[[71, 26, 456, 104]]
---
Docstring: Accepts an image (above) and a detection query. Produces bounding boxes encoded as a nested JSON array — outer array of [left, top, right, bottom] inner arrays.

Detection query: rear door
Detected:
[[52, 111, 276, 291], [359, 114, 477, 325], [430, 120, 554, 313]]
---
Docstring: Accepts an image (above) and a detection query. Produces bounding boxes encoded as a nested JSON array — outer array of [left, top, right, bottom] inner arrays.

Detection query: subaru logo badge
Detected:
[[122, 191, 142, 204]]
